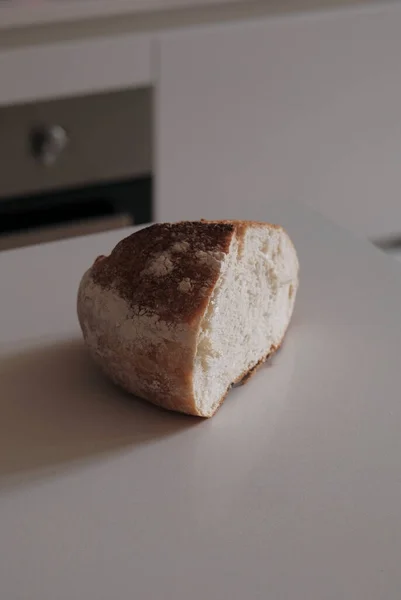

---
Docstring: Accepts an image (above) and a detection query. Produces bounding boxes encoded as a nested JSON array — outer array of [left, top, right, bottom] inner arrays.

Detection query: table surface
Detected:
[[1, 201, 401, 600]]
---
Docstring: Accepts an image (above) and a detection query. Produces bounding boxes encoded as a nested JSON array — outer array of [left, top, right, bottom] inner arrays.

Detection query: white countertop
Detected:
[[1, 202, 401, 599]]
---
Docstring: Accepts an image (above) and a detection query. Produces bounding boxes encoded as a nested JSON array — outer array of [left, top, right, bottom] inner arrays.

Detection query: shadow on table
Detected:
[[0, 339, 198, 486]]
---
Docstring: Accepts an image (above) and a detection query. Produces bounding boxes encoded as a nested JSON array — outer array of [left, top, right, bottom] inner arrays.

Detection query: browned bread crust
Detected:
[[77, 220, 298, 417]]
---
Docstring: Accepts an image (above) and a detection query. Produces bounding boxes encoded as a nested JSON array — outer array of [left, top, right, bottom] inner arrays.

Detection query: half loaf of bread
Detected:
[[77, 220, 299, 417]]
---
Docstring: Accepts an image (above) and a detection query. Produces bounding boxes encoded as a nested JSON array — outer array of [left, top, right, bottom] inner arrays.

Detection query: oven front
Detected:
[[0, 87, 152, 251]]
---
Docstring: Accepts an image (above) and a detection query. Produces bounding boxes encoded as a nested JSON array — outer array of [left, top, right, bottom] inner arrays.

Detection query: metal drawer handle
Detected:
[[30, 124, 69, 166]]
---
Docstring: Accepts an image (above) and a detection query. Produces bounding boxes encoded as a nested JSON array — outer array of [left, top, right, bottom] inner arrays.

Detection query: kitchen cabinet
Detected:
[[0, 33, 152, 106], [2, 1, 401, 244], [156, 2, 401, 239]]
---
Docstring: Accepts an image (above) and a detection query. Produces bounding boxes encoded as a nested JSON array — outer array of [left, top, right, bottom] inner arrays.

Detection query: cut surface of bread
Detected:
[[77, 220, 299, 417], [193, 224, 298, 416]]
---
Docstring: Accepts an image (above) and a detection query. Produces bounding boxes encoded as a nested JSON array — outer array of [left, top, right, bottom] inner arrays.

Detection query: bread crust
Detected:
[[90, 221, 234, 325], [77, 220, 297, 417]]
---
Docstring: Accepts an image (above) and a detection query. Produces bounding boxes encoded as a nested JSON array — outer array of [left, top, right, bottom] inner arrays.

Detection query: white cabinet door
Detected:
[[156, 3, 401, 239]]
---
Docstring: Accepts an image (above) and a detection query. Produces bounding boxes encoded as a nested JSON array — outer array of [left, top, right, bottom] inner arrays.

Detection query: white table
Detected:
[[1, 201, 401, 599]]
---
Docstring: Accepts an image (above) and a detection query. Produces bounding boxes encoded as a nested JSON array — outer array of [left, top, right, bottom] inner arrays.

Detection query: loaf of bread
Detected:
[[77, 220, 299, 417]]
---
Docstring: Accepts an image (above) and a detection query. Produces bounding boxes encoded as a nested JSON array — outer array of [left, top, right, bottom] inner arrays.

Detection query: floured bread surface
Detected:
[[77, 220, 299, 417]]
